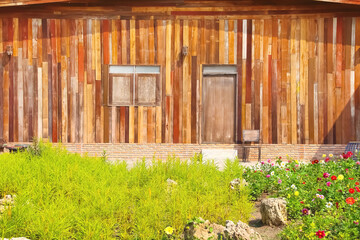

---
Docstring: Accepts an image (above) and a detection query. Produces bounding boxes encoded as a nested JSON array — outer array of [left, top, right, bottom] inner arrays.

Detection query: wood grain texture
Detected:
[[0, 16, 359, 144]]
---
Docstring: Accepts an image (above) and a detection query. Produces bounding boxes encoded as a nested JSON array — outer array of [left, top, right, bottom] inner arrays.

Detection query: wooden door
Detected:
[[202, 75, 236, 143]]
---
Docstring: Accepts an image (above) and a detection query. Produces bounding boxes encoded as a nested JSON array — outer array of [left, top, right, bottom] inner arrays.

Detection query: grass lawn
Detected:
[[0, 143, 252, 239]]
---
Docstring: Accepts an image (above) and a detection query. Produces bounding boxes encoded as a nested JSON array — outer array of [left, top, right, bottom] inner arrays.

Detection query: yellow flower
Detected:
[[338, 174, 344, 180], [287, 194, 291, 198], [322, 154, 326, 158], [294, 191, 299, 196], [164, 226, 174, 235], [329, 154, 333, 157], [295, 160, 299, 164]]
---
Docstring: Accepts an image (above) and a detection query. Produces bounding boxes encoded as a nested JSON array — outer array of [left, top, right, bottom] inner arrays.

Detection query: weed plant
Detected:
[[0, 143, 252, 239]]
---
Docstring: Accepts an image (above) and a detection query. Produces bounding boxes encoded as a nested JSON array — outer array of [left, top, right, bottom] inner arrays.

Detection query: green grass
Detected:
[[0, 143, 253, 239]]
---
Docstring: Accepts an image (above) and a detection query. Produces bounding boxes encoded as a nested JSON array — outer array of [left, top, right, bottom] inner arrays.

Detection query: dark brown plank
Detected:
[[191, 55, 197, 143], [246, 19, 252, 104]]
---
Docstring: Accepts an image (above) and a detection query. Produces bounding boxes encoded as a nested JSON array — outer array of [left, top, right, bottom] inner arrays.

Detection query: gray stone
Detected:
[[224, 220, 262, 240], [183, 218, 262, 240], [0, 195, 15, 205], [230, 178, 248, 189], [183, 218, 225, 240], [166, 178, 178, 186], [166, 178, 178, 193], [0, 194, 15, 214], [4, 238, 31, 240], [260, 198, 287, 226]]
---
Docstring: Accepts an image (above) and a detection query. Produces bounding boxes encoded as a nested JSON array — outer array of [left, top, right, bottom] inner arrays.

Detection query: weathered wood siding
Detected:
[[0, 16, 359, 144]]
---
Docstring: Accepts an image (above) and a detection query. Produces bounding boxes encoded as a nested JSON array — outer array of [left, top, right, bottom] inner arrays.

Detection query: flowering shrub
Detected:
[[243, 152, 360, 239]]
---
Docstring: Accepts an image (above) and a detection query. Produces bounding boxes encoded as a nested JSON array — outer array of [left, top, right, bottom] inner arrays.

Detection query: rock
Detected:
[[0, 194, 15, 214], [0, 195, 15, 205], [166, 178, 178, 193], [4, 237, 30, 240], [230, 178, 248, 189], [183, 218, 225, 240], [166, 178, 178, 186], [4, 238, 31, 240], [183, 218, 262, 240], [224, 220, 262, 240], [260, 198, 287, 226]]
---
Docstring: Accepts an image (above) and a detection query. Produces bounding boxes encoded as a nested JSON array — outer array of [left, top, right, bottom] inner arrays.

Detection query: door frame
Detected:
[[200, 64, 239, 144]]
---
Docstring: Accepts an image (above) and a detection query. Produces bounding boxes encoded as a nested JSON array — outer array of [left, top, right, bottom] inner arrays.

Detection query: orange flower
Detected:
[[346, 197, 356, 205]]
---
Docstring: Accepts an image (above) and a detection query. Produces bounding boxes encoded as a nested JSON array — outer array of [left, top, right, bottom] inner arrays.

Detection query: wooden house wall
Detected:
[[0, 16, 359, 144]]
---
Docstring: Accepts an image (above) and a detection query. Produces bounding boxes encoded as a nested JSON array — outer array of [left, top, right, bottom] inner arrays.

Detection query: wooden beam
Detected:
[[0, 0, 70, 7], [316, 0, 360, 5]]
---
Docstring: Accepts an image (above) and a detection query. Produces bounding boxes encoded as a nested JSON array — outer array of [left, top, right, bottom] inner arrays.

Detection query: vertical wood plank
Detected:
[[355, 17, 360, 140], [318, 18, 326, 143], [173, 19, 181, 143], [129, 19, 135, 143]]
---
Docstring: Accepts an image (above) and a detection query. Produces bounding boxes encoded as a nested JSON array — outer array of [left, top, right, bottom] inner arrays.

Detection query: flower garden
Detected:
[[243, 152, 360, 239]]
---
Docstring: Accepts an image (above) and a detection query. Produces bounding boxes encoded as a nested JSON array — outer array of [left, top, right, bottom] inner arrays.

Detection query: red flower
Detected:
[[302, 182, 306, 184], [331, 176, 337, 181], [356, 187, 360, 192], [336, 202, 339, 209], [325, 157, 330, 162], [316, 230, 326, 239], [356, 182, 359, 185], [346, 197, 356, 205], [300, 201, 304, 204], [349, 178, 354, 180], [312, 159, 319, 164], [317, 189, 322, 192], [349, 188, 355, 194]]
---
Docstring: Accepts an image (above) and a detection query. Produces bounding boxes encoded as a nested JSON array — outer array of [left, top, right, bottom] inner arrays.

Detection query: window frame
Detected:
[[103, 65, 161, 107]]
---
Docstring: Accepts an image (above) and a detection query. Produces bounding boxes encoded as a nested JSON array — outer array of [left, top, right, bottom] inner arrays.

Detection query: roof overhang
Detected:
[[316, 0, 360, 4], [0, 0, 69, 7]]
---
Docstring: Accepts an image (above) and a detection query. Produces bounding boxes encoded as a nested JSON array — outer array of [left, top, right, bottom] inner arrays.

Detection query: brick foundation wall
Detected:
[[51, 143, 347, 164]]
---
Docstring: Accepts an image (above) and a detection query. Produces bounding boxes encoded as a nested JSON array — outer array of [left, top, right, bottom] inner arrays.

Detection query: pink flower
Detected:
[[261, 161, 265, 165], [267, 159, 271, 163], [356, 161, 360, 165], [271, 163, 275, 166], [302, 208, 309, 215], [325, 157, 330, 162], [266, 175, 270, 178], [278, 179, 282, 184], [323, 172, 329, 178], [326, 182, 332, 187]]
